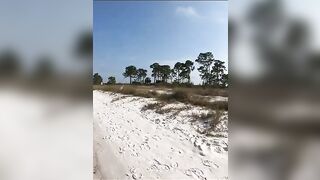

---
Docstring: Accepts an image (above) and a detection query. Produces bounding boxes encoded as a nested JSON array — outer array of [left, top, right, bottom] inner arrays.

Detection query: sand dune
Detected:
[[93, 90, 228, 180]]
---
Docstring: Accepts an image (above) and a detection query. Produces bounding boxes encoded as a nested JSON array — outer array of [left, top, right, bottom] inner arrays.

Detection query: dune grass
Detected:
[[93, 85, 228, 111]]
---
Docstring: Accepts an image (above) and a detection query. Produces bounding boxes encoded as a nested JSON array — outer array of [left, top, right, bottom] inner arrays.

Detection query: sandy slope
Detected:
[[93, 90, 228, 180]]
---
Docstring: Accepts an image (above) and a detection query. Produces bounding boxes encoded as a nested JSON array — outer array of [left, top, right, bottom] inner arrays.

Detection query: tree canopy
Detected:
[[123, 65, 137, 84], [107, 76, 116, 84], [95, 51, 227, 88], [93, 73, 103, 85], [136, 68, 147, 83]]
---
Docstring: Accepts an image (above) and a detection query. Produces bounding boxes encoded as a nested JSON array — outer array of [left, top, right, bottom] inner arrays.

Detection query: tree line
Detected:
[[93, 52, 228, 88]]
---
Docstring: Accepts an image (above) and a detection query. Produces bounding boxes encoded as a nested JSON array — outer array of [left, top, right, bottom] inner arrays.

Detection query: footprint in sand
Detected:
[[129, 168, 142, 180], [118, 135, 129, 141], [184, 168, 207, 180], [170, 162, 179, 168], [131, 152, 140, 157], [152, 135, 161, 141], [202, 160, 219, 168], [144, 136, 149, 142], [119, 147, 126, 154], [150, 159, 171, 171], [149, 164, 159, 171], [102, 135, 113, 141], [140, 142, 151, 150], [154, 119, 161, 124], [214, 146, 222, 153]]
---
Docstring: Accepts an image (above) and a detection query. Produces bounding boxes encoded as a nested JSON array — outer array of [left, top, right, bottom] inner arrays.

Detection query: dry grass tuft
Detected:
[[155, 107, 173, 114], [110, 96, 128, 103], [172, 87, 227, 97], [210, 110, 224, 130], [141, 102, 165, 111], [158, 90, 189, 102], [141, 102, 183, 114], [191, 110, 224, 135], [94, 85, 228, 110]]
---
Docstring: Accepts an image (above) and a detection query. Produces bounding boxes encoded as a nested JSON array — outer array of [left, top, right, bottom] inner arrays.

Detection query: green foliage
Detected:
[[150, 63, 160, 83], [93, 73, 103, 85], [172, 60, 195, 84], [180, 60, 195, 83], [123, 65, 137, 84], [145, 77, 151, 84], [107, 76, 116, 84], [159, 65, 171, 83], [150, 63, 172, 83], [195, 52, 214, 85], [221, 74, 228, 88], [173, 62, 184, 83], [182, 60, 194, 84], [210, 60, 226, 87], [195, 52, 227, 87], [102, 51, 228, 88], [136, 68, 147, 83]]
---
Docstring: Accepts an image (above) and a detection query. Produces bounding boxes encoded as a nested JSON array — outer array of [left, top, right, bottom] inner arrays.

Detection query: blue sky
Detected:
[[94, 1, 228, 84]]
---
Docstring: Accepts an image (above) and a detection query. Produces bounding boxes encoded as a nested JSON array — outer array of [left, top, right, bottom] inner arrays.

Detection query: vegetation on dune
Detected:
[[191, 110, 225, 136], [140, 95, 226, 135], [93, 84, 228, 111], [93, 51, 228, 110]]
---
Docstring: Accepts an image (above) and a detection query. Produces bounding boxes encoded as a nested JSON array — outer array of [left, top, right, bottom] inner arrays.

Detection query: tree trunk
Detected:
[[129, 76, 132, 84]]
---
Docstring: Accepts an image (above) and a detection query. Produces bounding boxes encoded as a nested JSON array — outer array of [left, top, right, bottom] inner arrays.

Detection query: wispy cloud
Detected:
[[175, 6, 200, 18], [175, 6, 227, 24]]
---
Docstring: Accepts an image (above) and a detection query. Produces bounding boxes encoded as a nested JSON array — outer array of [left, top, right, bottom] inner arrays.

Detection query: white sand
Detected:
[[93, 90, 228, 180]]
